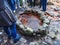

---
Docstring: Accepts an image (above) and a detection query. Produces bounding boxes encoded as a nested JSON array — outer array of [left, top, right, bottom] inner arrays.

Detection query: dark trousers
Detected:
[[7, 0, 15, 11], [4, 23, 17, 38], [34, 0, 36, 6], [30, 0, 33, 7], [40, 0, 47, 11], [3, 23, 21, 42], [40, 0, 41, 8]]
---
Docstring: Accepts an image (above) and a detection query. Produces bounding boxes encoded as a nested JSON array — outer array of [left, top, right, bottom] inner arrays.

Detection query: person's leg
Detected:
[[16, 0, 20, 8], [15, 0, 18, 9], [30, 0, 33, 7], [11, 0, 16, 11], [20, 0, 23, 6], [4, 26, 11, 39], [42, 0, 47, 11], [22, 0, 26, 8], [34, 0, 36, 7], [26, 0, 28, 5], [7, 0, 15, 11], [10, 23, 21, 43], [18, 0, 21, 8], [40, 0, 42, 8]]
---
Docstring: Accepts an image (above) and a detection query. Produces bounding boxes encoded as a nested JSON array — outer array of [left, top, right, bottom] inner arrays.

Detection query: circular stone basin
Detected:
[[17, 10, 49, 36], [18, 11, 43, 32]]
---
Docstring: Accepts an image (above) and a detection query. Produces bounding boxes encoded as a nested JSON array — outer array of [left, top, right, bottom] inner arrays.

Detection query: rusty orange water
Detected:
[[18, 12, 43, 31]]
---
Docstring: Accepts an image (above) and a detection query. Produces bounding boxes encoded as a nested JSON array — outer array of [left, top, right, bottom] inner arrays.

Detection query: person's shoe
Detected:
[[14, 34, 21, 43], [7, 33, 12, 40], [16, 6, 18, 9], [39, 6, 41, 8], [7, 35, 12, 40], [19, 6, 22, 8], [8, 36, 11, 40], [13, 10, 16, 13], [40, 10, 46, 12]]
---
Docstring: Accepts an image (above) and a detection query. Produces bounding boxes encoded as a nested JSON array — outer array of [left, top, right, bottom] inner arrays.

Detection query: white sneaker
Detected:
[[16, 6, 17, 9], [13, 10, 16, 13]]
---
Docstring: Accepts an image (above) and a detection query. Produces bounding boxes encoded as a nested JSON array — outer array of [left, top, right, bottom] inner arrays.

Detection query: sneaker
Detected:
[[13, 10, 16, 13]]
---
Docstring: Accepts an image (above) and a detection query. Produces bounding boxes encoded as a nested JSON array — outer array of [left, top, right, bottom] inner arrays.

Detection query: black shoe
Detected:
[[8, 35, 11, 40]]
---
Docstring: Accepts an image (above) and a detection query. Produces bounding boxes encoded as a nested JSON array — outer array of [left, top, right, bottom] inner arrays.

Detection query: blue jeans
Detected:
[[41, 0, 47, 11], [30, 0, 33, 7], [4, 23, 20, 42], [15, 0, 20, 8], [7, 0, 15, 11]]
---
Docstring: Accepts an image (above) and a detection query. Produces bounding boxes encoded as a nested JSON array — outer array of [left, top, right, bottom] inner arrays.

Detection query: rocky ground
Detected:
[[0, 3, 60, 45]]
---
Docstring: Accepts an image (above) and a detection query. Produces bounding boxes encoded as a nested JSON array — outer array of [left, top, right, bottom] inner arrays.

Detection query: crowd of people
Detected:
[[29, 0, 47, 11], [7, 0, 47, 12]]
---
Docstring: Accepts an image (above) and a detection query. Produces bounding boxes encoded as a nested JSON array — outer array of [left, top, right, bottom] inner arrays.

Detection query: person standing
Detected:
[[0, 0, 21, 43]]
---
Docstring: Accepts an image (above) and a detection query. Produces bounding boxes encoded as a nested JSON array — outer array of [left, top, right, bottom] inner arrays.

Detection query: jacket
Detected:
[[0, 0, 16, 26]]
